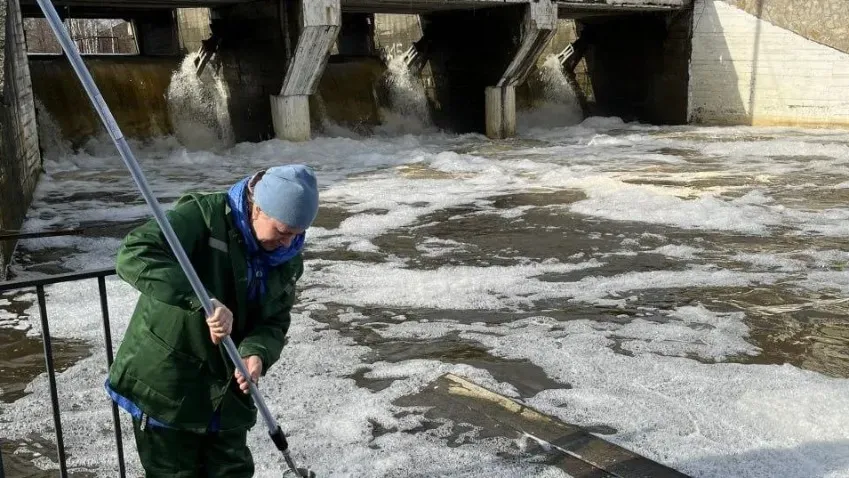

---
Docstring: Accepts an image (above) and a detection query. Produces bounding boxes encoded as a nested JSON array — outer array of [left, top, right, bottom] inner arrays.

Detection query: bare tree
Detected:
[[23, 18, 61, 53], [26, 17, 136, 54]]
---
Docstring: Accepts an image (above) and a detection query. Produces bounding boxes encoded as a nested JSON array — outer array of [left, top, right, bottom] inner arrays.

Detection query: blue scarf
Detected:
[[226, 175, 305, 300]]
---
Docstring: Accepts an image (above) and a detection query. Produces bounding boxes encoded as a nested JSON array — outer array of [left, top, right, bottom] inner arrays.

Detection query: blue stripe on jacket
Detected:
[[104, 379, 220, 431]]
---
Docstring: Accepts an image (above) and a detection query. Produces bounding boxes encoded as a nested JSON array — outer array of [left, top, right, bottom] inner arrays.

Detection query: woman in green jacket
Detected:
[[106, 164, 319, 477]]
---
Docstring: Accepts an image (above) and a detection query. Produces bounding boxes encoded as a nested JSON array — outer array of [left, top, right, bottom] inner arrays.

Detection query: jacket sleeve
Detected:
[[116, 199, 208, 311], [238, 260, 304, 374]]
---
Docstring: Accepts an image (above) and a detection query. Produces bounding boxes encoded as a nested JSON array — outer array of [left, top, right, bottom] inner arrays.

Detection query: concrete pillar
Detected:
[[271, 95, 310, 141], [487, 0, 556, 139], [485, 85, 516, 138], [271, 0, 340, 141]]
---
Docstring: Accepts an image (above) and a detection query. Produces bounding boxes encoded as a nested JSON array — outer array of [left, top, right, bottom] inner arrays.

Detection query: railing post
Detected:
[[36, 285, 68, 478], [97, 276, 126, 478], [0, 269, 120, 476], [0, 438, 6, 478]]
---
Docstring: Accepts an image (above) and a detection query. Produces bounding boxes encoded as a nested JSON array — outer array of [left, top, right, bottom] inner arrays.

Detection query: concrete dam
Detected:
[[3, 0, 849, 270]]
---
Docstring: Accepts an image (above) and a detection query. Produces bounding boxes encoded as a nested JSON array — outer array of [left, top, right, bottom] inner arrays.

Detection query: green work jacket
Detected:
[[108, 192, 302, 432]]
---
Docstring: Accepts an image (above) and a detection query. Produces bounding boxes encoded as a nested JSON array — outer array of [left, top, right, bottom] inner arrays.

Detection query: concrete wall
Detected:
[[0, 0, 41, 279], [690, 0, 849, 127], [721, 0, 849, 54]]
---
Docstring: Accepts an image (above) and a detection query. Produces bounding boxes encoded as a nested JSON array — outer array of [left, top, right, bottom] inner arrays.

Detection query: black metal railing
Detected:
[[0, 267, 125, 478]]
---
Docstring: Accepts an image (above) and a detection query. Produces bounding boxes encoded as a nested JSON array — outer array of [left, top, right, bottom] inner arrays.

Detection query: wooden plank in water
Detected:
[[402, 373, 691, 478]]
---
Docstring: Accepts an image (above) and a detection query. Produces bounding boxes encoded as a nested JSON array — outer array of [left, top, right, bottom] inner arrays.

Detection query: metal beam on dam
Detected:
[[340, 0, 530, 14], [558, 0, 689, 12], [18, 0, 248, 18], [343, 0, 690, 14], [20, 0, 690, 16], [20, 0, 249, 8]]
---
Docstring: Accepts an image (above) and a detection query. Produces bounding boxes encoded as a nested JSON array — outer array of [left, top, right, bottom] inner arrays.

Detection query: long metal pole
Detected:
[[33, 1, 306, 475]]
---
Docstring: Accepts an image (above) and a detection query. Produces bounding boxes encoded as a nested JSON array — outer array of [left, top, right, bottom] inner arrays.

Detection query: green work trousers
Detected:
[[132, 417, 254, 477]]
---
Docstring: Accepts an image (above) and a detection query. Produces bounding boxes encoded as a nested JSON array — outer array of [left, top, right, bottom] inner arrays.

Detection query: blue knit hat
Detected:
[[253, 164, 319, 229]]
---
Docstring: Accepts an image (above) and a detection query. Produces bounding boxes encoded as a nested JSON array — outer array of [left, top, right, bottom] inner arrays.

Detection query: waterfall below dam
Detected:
[[31, 51, 582, 152]]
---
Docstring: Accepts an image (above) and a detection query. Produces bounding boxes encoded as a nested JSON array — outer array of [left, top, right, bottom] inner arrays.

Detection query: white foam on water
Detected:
[[567, 180, 782, 234], [0, 307, 25, 330], [301, 259, 608, 310], [352, 304, 849, 477], [463, 318, 848, 478], [649, 244, 704, 259], [5, 118, 849, 477], [347, 239, 381, 253], [416, 237, 472, 258], [13, 133, 484, 273], [18, 278, 139, 341], [798, 271, 849, 296], [805, 249, 849, 269], [302, 258, 780, 311], [731, 252, 809, 272], [249, 313, 574, 478], [21, 113, 849, 276], [615, 305, 760, 360], [790, 208, 849, 236]]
